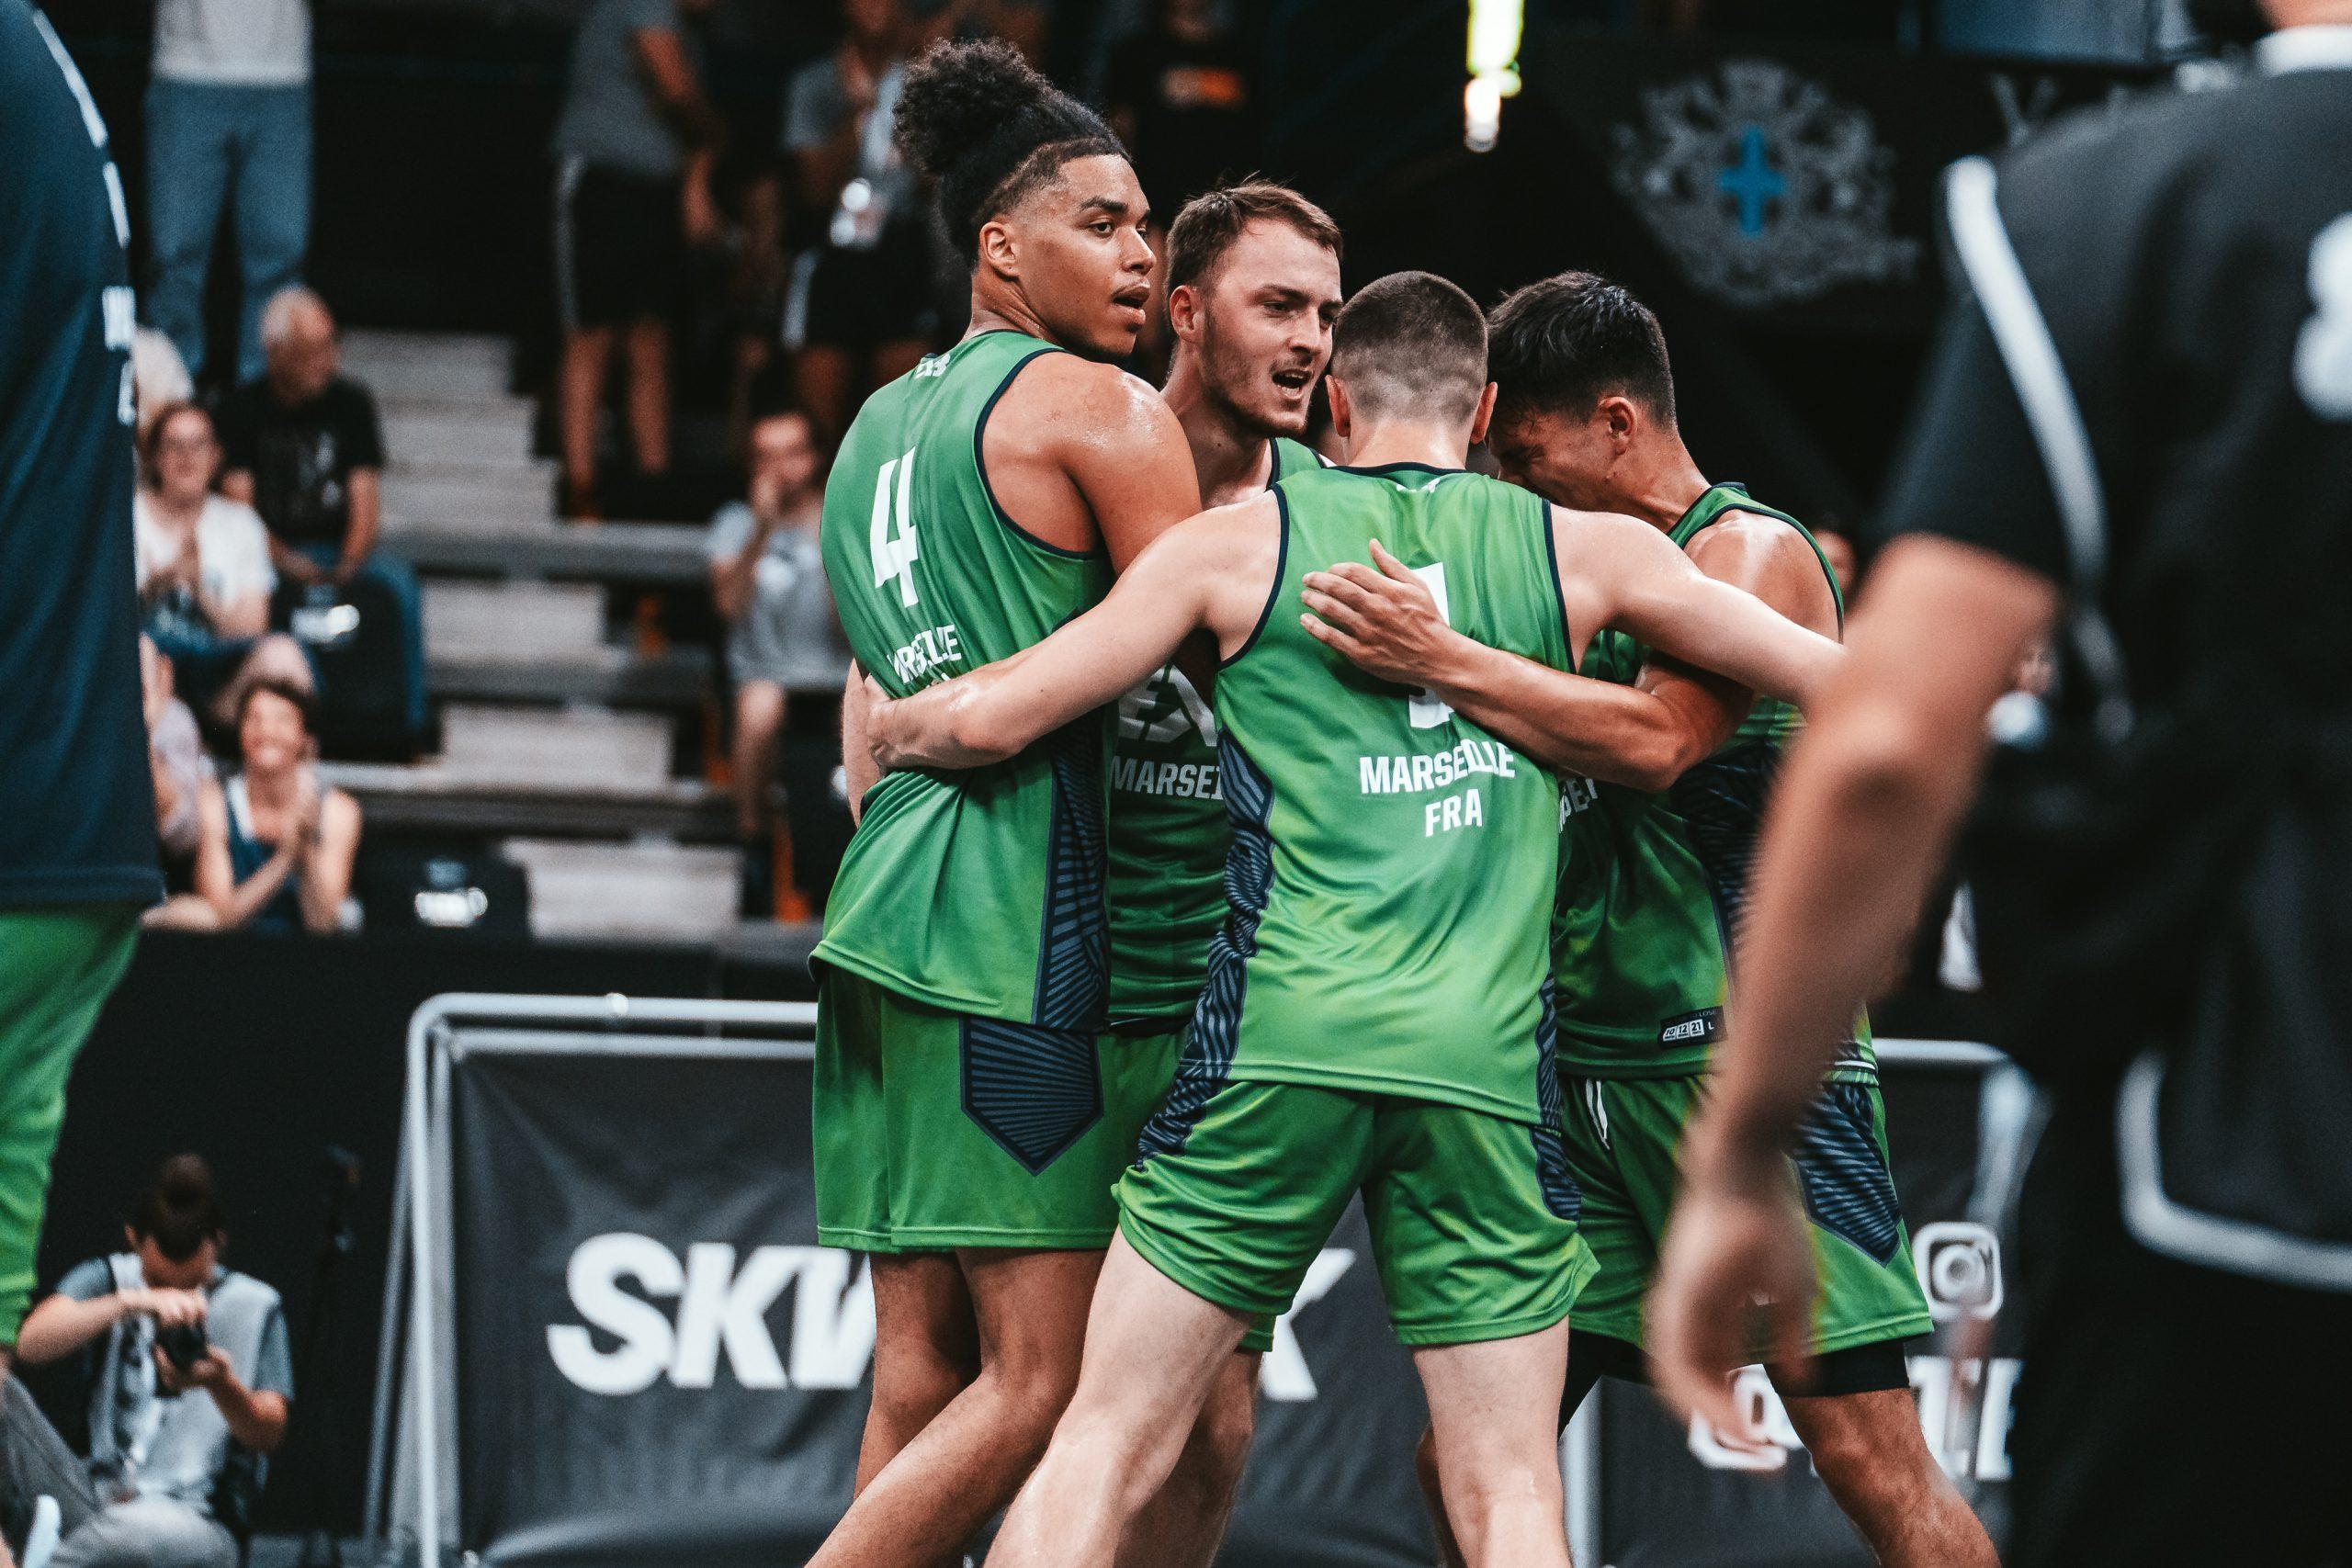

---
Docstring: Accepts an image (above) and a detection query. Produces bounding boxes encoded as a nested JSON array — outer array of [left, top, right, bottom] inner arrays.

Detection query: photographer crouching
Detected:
[[2, 1157, 289, 1568]]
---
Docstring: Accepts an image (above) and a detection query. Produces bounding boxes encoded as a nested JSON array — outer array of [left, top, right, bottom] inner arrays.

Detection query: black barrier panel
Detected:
[[453, 1049, 861, 1562], [440, 1033, 1438, 1567], [1597, 1062, 2017, 1564]]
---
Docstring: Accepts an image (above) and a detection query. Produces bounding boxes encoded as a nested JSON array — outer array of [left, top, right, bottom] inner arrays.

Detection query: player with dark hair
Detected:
[[807, 37, 1216, 1568], [1301, 270, 1995, 1567], [859, 268, 1849, 1568]]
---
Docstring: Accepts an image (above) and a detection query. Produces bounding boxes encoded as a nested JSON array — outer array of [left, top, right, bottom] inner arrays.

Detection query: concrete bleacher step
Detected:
[[423, 580, 605, 660], [382, 463, 557, 525], [439, 702, 674, 790], [340, 330, 513, 401], [429, 643, 711, 710], [319, 761, 729, 840], [499, 838, 741, 941], [385, 515, 709, 585], [381, 399, 535, 468]]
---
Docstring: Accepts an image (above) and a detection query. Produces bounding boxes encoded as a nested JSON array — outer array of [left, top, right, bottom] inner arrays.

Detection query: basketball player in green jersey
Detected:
[[1094, 181, 1344, 1553], [808, 40, 1229, 1568], [861, 272, 1846, 1568], [1303, 274, 1996, 1568]]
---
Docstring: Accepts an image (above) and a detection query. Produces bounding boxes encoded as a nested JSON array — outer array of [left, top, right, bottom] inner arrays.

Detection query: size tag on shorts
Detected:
[[1657, 1008, 1723, 1048]]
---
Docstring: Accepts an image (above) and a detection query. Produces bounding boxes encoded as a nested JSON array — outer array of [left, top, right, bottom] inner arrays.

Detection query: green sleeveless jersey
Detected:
[[1200, 463, 1572, 1122], [814, 331, 1114, 1029], [1105, 435, 1321, 1028], [1551, 482, 1874, 1080]]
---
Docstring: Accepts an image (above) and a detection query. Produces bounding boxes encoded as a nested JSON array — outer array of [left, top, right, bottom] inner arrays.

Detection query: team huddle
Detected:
[[804, 39, 1998, 1568]]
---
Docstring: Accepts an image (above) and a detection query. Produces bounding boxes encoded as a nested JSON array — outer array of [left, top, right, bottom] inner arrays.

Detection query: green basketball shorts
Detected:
[[1117, 1077, 1596, 1347], [1561, 1071, 1932, 1355], [812, 970, 1182, 1255], [1, 906, 140, 1348]]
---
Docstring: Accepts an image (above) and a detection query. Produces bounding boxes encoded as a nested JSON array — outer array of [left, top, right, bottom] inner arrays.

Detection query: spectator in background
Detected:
[[551, 0, 724, 520], [1103, 0, 1257, 215], [136, 637, 220, 932], [192, 680, 359, 934], [6, 1156, 290, 1568], [781, 0, 933, 446], [1103, 0, 1258, 381], [143, 0, 311, 388], [133, 401, 314, 724], [216, 288, 426, 753], [706, 409, 844, 907]]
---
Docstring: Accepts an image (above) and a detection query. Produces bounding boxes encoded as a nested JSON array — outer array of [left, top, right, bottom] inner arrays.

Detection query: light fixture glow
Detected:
[[1465, 0, 1525, 153]]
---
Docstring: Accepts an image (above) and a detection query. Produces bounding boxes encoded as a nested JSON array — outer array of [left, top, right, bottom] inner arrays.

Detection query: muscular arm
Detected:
[[866, 503, 1258, 769], [1301, 514, 1840, 784], [997, 356, 1203, 568]]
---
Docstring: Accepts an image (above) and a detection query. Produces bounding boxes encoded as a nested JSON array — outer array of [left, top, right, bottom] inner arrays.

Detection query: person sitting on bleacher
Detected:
[[706, 407, 847, 914], [132, 402, 316, 728], [191, 679, 361, 934], [215, 287, 426, 759]]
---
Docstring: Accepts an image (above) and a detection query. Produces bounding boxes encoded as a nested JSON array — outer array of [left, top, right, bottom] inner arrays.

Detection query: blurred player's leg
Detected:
[[1117, 1352, 1260, 1568], [1782, 1388, 1998, 1568], [989, 1235, 1251, 1568], [1415, 1325, 1573, 1568], [808, 1248, 1098, 1568], [855, 1253, 977, 1498]]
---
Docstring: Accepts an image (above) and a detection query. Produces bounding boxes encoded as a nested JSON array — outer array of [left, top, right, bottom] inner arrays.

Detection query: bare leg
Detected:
[[1417, 1325, 1572, 1568], [794, 344, 855, 450], [857, 1253, 978, 1497], [730, 681, 786, 840], [1781, 1387, 2000, 1568], [1118, 1351, 1260, 1568], [808, 1248, 1101, 1568], [989, 1235, 1250, 1568], [1412, 1425, 1470, 1568], [623, 319, 672, 478], [559, 326, 615, 512]]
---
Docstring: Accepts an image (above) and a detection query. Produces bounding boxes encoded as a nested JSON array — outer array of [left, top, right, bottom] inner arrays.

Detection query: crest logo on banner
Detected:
[[1611, 59, 1920, 308]]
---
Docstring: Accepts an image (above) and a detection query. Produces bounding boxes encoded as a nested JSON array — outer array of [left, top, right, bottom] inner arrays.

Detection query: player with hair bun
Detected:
[[808, 38, 1247, 1568]]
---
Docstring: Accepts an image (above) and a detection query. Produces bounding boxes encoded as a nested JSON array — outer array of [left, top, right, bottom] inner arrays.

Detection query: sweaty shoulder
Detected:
[[997, 353, 1175, 452], [1685, 510, 1838, 634]]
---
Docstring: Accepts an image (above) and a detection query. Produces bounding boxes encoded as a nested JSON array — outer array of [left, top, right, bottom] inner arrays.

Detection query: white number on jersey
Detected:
[[1407, 562, 1454, 729], [2297, 212, 2352, 422], [869, 449, 920, 607]]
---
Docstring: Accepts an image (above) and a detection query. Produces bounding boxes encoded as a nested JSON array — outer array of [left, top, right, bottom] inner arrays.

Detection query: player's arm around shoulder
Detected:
[[1559, 505, 1845, 712], [865, 495, 1268, 772], [1006, 353, 1203, 570]]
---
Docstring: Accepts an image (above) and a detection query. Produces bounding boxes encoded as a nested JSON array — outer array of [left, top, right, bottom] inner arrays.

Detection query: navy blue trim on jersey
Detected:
[[1030, 717, 1109, 1031], [960, 1015, 1105, 1174], [1528, 978, 1581, 1223], [1221, 484, 1291, 669], [1667, 738, 1780, 967], [1539, 500, 1577, 674], [1134, 736, 1275, 1165], [1792, 1080, 1906, 1266], [973, 343, 1106, 562], [1333, 461, 1465, 478]]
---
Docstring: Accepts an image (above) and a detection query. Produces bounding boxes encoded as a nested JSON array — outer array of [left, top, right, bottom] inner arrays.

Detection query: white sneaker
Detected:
[[20, 1495, 60, 1568]]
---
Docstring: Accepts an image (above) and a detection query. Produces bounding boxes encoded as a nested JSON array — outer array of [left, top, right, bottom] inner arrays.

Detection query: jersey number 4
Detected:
[[870, 449, 921, 607], [1408, 562, 1454, 729]]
